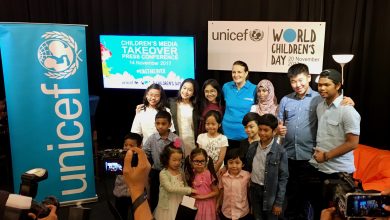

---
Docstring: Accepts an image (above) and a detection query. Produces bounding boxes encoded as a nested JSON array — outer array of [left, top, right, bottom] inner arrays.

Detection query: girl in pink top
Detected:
[[185, 148, 219, 220], [198, 79, 224, 134]]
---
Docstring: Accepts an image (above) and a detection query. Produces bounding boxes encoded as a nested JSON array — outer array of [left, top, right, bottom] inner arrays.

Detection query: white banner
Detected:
[[208, 21, 326, 74]]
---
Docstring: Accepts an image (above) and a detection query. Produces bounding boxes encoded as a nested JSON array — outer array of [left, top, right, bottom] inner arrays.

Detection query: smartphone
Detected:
[[346, 192, 390, 218], [131, 152, 138, 167], [104, 151, 138, 174], [104, 160, 123, 175]]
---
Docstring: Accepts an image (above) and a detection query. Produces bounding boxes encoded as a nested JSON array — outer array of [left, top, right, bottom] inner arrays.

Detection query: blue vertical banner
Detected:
[[0, 23, 97, 203]]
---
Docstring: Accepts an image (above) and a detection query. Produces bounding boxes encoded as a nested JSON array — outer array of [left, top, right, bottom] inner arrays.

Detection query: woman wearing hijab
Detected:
[[250, 79, 279, 116]]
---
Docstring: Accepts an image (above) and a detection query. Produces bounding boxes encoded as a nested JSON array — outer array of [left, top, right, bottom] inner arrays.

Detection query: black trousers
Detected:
[[284, 159, 319, 220], [149, 168, 161, 212]]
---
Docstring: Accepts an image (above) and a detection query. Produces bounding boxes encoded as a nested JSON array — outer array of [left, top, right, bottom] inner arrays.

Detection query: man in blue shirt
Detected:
[[310, 69, 360, 174], [278, 63, 322, 219], [310, 69, 360, 217]]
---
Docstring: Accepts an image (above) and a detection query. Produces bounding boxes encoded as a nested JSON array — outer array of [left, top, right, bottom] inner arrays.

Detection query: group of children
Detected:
[[111, 78, 288, 220]]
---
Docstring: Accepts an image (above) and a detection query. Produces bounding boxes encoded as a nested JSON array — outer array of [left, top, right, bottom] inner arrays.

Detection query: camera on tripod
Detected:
[[19, 168, 59, 219]]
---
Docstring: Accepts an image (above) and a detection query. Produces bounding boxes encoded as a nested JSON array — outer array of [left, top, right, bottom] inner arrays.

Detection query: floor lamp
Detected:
[[332, 54, 354, 85]]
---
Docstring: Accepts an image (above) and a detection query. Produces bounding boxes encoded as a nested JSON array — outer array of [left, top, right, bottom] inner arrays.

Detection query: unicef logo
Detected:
[[249, 29, 264, 42], [37, 31, 82, 79]]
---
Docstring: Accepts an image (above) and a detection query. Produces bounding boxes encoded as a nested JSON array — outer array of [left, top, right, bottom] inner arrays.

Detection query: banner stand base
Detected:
[[59, 195, 99, 206]]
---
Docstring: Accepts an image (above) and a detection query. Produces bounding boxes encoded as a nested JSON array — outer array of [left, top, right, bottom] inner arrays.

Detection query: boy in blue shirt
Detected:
[[143, 110, 183, 211], [246, 114, 289, 220]]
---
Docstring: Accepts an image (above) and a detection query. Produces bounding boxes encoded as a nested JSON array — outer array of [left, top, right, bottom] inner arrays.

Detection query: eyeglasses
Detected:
[[192, 160, 206, 165]]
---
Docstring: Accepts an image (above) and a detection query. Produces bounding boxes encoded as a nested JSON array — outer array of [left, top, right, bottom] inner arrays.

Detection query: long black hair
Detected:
[[204, 110, 223, 134], [142, 83, 167, 111], [177, 78, 199, 107], [200, 79, 223, 112]]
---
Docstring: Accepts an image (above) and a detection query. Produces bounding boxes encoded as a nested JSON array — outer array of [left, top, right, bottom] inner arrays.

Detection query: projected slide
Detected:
[[100, 35, 195, 90]]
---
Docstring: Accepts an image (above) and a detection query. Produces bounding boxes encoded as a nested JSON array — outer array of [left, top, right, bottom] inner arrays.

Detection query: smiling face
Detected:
[[318, 77, 341, 103], [180, 82, 194, 102], [232, 64, 248, 86], [146, 88, 161, 108], [205, 115, 220, 136], [244, 120, 259, 140], [289, 73, 311, 98], [227, 157, 244, 176], [204, 84, 218, 103]]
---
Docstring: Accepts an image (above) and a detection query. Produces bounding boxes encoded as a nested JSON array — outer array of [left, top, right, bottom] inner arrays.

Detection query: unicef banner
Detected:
[[0, 23, 96, 204], [208, 21, 326, 74]]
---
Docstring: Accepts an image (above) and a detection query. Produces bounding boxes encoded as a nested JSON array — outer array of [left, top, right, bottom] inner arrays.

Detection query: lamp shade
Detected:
[[332, 54, 354, 64]]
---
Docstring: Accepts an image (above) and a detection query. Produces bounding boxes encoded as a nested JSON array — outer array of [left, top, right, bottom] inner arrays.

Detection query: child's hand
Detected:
[[191, 188, 198, 194], [192, 194, 205, 200], [272, 205, 282, 216], [217, 166, 227, 177]]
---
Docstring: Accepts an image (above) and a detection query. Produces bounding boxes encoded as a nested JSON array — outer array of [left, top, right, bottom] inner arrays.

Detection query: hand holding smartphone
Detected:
[[104, 150, 138, 174], [131, 151, 138, 167], [346, 192, 390, 218]]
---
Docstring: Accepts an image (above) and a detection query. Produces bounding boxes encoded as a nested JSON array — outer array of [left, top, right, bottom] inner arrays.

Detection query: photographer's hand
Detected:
[[123, 148, 153, 220], [320, 207, 343, 220], [382, 189, 390, 212], [28, 204, 57, 220]]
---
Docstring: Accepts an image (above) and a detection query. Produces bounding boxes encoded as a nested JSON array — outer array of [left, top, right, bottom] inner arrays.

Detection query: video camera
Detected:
[[324, 172, 362, 218], [99, 149, 138, 175], [19, 168, 59, 219]]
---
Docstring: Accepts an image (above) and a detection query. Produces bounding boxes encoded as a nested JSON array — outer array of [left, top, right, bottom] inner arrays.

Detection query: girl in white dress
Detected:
[[154, 140, 197, 220], [196, 110, 228, 171], [131, 83, 175, 144]]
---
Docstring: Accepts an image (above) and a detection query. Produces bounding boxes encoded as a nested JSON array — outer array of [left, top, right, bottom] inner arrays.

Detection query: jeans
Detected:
[[250, 182, 278, 220]]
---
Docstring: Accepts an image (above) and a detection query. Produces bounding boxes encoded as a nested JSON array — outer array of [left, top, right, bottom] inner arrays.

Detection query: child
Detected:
[[154, 141, 197, 220], [131, 83, 175, 144], [113, 132, 143, 220], [197, 110, 228, 171], [224, 112, 260, 167], [185, 148, 219, 220], [168, 78, 200, 157], [250, 79, 279, 116], [198, 79, 224, 134], [246, 114, 289, 220], [217, 148, 251, 220], [143, 110, 183, 211]]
